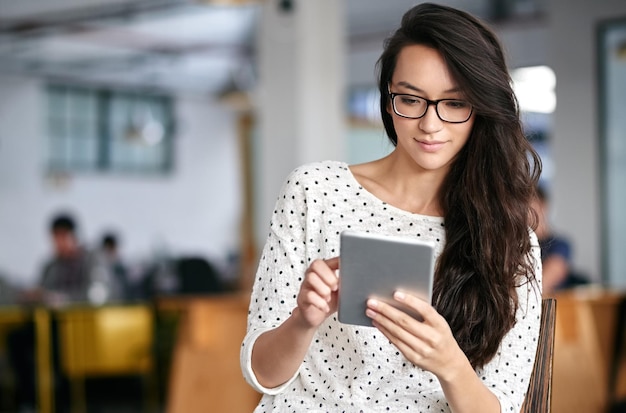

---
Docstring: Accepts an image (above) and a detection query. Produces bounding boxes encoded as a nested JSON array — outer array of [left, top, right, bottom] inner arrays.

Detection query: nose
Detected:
[[418, 103, 443, 133]]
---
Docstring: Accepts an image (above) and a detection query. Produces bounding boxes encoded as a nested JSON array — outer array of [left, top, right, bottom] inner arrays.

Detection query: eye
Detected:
[[443, 100, 470, 110], [399, 95, 423, 106]]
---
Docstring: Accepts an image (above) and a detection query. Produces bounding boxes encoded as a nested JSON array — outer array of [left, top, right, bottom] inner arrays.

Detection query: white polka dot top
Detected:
[[241, 160, 542, 413]]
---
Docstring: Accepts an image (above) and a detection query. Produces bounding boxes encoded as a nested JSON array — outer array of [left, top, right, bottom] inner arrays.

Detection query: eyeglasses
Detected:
[[389, 93, 473, 123]]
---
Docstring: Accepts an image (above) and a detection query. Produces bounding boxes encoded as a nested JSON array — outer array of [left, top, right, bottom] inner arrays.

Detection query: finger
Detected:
[[393, 291, 439, 325], [309, 259, 339, 291], [378, 323, 430, 368], [305, 290, 331, 313], [367, 298, 433, 339], [299, 287, 331, 313], [369, 307, 436, 368], [306, 272, 334, 301], [326, 257, 340, 290], [389, 293, 453, 350], [324, 256, 340, 270], [371, 317, 423, 361]]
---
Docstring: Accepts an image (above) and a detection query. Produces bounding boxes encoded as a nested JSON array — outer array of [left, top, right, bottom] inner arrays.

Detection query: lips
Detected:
[[415, 138, 446, 153]]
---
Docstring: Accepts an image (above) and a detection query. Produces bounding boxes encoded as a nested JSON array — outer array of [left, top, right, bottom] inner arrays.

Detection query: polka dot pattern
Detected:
[[241, 161, 542, 412]]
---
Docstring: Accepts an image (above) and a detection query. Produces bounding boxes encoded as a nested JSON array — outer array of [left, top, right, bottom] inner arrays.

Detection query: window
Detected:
[[46, 84, 174, 173], [511, 65, 556, 189], [598, 19, 626, 286]]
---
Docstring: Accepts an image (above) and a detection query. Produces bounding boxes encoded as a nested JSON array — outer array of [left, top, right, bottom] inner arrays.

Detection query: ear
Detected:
[[385, 82, 393, 116], [386, 97, 393, 116]]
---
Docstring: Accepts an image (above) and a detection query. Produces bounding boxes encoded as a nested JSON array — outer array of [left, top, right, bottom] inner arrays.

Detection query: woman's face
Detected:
[[388, 44, 474, 175]]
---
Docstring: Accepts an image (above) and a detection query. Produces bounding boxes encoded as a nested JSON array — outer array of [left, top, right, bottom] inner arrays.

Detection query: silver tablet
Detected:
[[338, 230, 436, 327]]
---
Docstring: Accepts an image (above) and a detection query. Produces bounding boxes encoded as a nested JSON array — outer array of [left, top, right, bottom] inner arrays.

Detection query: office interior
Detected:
[[0, 0, 625, 412]]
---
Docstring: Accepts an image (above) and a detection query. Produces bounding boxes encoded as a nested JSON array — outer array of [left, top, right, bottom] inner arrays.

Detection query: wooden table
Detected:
[[550, 287, 626, 413], [157, 293, 261, 413]]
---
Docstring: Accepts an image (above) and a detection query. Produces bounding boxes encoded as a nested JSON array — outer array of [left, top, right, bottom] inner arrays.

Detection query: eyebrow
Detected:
[[395, 81, 462, 94]]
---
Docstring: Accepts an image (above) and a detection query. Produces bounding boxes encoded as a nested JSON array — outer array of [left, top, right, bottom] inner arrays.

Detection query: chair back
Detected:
[[521, 298, 557, 413], [176, 256, 224, 294], [58, 305, 154, 376]]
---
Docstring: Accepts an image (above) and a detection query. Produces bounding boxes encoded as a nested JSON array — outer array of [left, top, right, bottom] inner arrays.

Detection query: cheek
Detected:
[[457, 120, 475, 145]]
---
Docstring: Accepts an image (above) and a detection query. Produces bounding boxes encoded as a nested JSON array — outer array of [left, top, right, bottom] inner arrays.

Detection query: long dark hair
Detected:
[[377, 3, 541, 368]]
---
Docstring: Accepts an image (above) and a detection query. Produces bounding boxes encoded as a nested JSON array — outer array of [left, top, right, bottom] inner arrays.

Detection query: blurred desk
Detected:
[[157, 293, 261, 413], [1, 302, 154, 413], [550, 287, 626, 413]]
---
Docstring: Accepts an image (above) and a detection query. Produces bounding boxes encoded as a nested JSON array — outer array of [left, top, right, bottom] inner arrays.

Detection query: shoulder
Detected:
[[40, 258, 56, 274], [528, 228, 540, 247], [525, 228, 543, 291], [279, 160, 351, 194], [285, 160, 349, 182], [273, 160, 349, 208], [540, 235, 571, 258]]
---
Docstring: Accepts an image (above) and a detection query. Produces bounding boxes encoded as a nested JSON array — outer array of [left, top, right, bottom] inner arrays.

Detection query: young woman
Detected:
[[241, 3, 542, 412]]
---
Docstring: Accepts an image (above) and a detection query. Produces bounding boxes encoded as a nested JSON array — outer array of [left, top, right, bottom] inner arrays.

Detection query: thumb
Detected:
[[325, 256, 340, 270]]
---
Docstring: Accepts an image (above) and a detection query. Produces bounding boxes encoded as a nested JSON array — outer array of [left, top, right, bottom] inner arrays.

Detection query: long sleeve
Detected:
[[240, 167, 311, 394]]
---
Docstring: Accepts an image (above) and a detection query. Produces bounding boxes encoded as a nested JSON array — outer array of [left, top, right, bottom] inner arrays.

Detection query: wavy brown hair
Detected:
[[377, 3, 541, 368]]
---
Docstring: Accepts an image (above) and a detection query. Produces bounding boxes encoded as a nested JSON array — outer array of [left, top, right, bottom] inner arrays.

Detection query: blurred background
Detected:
[[0, 0, 624, 412]]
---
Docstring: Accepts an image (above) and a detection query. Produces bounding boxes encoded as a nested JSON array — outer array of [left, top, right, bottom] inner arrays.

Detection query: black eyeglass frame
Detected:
[[388, 92, 474, 124]]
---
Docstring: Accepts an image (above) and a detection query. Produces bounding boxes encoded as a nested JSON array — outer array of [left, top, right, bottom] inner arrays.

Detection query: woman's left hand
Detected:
[[366, 291, 466, 382]]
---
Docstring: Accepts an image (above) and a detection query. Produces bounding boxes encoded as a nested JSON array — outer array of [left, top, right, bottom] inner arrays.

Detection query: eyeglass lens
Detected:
[[392, 94, 471, 123]]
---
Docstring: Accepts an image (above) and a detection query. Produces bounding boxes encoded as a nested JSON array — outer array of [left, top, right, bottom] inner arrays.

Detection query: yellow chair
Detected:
[[56, 305, 155, 413]]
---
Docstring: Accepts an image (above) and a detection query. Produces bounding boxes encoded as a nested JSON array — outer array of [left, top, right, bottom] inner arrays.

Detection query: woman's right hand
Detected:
[[295, 257, 340, 329], [251, 256, 341, 388]]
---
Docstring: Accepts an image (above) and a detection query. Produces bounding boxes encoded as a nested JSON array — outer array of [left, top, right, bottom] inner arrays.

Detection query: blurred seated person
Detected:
[[8, 212, 93, 411], [8, 214, 132, 411], [99, 232, 131, 301], [20, 213, 123, 305], [532, 186, 588, 295]]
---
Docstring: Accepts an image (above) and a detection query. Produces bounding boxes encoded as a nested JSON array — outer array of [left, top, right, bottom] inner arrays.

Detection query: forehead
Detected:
[[392, 44, 459, 93], [52, 229, 74, 238]]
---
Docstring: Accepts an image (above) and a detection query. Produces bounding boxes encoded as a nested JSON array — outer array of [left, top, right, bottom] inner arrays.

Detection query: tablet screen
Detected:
[[338, 230, 435, 327]]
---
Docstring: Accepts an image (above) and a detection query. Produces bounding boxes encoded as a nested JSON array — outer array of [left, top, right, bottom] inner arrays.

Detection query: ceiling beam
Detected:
[[0, 0, 191, 36]]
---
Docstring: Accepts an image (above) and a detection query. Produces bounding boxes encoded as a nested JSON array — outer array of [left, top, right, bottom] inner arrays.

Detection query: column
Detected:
[[254, 0, 346, 247]]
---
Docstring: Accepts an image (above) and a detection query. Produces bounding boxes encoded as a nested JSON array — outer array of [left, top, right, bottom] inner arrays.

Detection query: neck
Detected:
[[353, 153, 446, 216]]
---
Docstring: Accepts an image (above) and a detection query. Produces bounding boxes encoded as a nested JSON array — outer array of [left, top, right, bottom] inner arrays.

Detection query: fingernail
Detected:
[[394, 291, 405, 301], [366, 309, 376, 318], [367, 299, 378, 308]]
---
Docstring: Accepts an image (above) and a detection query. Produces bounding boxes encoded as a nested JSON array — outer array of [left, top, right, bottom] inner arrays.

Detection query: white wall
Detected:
[[0, 74, 242, 286], [549, 0, 626, 284]]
